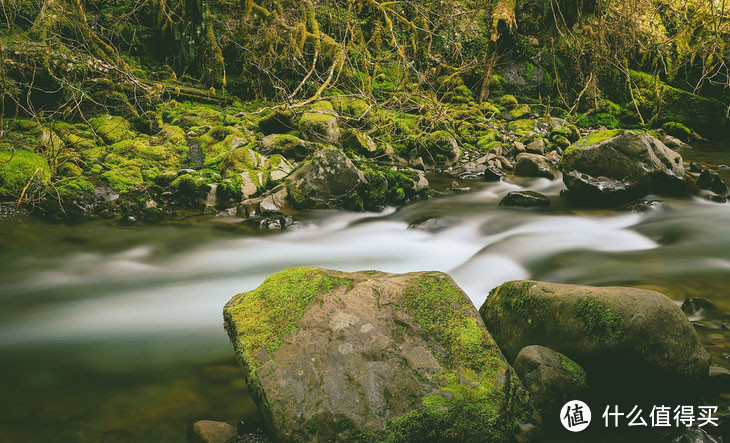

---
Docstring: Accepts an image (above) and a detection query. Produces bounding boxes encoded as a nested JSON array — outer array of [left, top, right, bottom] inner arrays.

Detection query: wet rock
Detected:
[[484, 165, 504, 182], [705, 194, 727, 203], [285, 148, 366, 209], [497, 156, 514, 170], [513, 345, 588, 420], [544, 150, 561, 164], [480, 281, 711, 383], [681, 297, 718, 317], [560, 130, 686, 205], [224, 268, 540, 442], [697, 169, 728, 196], [619, 199, 669, 213], [500, 191, 550, 208], [525, 139, 546, 155], [189, 420, 237, 443], [515, 153, 555, 179], [662, 135, 691, 150]]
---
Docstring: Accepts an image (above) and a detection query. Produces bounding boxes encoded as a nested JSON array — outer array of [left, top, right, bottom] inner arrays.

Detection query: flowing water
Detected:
[[2, 143, 730, 442]]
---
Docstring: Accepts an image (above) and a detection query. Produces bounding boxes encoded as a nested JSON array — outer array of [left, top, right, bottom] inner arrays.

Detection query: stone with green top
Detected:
[[479, 281, 710, 384], [224, 268, 541, 442], [559, 130, 686, 205]]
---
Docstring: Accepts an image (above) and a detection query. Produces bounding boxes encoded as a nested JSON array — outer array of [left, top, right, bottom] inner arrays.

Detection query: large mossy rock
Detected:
[[480, 281, 710, 383], [559, 130, 686, 205], [285, 148, 366, 209], [224, 268, 541, 442]]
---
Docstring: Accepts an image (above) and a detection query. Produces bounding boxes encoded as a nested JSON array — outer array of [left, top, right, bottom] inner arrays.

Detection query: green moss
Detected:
[[662, 122, 691, 140], [576, 129, 623, 147], [525, 62, 535, 81], [507, 119, 536, 135], [225, 267, 352, 362], [509, 104, 530, 119], [559, 353, 588, 388], [576, 297, 623, 340], [89, 115, 135, 144], [0, 150, 52, 198], [101, 167, 141, 193], [575, 112, 620, 129], [494, 281, 532, 315], [381, 272, 534, 442], [497, 95, 518, 107], [350, 162, 420, 211], [420, 130, 456, 163], [628, 70, 727, 134]]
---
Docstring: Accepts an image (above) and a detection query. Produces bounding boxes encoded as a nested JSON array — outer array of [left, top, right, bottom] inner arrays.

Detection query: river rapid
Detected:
[[1, 143, 730, 442]]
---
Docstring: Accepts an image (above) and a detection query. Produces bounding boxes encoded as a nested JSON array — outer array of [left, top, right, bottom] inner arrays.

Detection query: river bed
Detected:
[[1, 144, 730, 442]]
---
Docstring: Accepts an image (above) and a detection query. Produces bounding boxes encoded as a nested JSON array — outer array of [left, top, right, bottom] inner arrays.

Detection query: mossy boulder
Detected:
[[41, 176, 97, 219], [420, 130, 461, 164], [298, 101, 340, 145], [340, 128, 377, 155], [224, 268, 541, 442], [508, 119, 537, 136], [352, 163, 428, 211], [260, 134, 312, 161], [285, 148, 366, 209], [0, 150, 52, 199], [89, 115, 135, 144], [662, 122, 692, 141], [513, 345, 587, 421], [258, 109, 295, 135], [480, 281, 711, 384], [629, 70, 728, 135], [559, 130, 686, 205]]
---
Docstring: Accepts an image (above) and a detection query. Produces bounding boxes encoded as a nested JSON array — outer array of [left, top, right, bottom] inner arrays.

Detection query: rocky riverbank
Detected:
[[1, 94, 728, 227]]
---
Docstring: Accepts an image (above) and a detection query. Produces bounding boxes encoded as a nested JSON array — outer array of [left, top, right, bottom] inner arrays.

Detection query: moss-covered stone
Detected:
[[480, 280, 711, 383], [298, 101, 340, 144], [662, 121, 692, 140], [89, 115, 135, 144], [224, 269, 540, 442], [0, 150, 52, 199], [507, 118, 536, 136]]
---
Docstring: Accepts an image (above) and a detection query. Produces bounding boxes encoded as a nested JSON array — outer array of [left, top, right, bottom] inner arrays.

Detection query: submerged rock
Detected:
[[499, 191, 550, 208], [224, 268, 540, 442], [697, 169, 728, 196], [560, 130, 686, 205], [189, 420, 237, 443], [480, 281, 710, 383], [513, 345, 587, 420]]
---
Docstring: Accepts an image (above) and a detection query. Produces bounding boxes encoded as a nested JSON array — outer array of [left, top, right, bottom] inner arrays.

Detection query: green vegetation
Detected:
[[576, 297, 624, 341], [0, 150, 51, 200], [559, 353, 588, 388]]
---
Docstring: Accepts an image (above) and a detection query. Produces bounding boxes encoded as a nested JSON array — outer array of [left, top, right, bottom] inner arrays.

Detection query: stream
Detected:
[[1, 142, 730, 442]]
